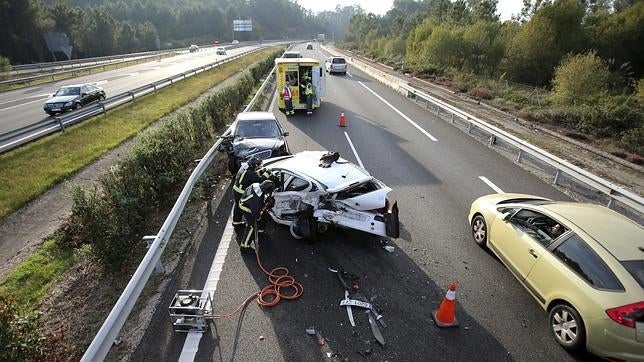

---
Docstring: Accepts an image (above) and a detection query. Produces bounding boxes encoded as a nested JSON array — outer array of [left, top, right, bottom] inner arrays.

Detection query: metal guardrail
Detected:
[[0, 47, 264, 153], [399, 83, 644, 216], [0, 52, 176, 87], [0, 41, 259, 87], [6, 40, 252, 73], [80, 63, 277, 361], [10, 50, 171, 73]]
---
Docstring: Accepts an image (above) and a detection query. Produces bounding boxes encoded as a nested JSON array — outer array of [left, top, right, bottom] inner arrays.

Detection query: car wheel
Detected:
[[549, 304, 586, 350], [290, 222, 304, 240], [75, 102, 82, 110], [471, 214, 488, 247]]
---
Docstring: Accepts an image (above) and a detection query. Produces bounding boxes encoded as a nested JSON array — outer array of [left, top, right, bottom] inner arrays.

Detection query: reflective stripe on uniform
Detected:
[[239, 203, 251, 213], [233, 170, 247, 194], [242, 225, 254, 247]]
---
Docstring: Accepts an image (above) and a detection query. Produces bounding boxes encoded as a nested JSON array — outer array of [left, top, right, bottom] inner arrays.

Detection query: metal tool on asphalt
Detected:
[[367, 310, 386, 346], [343, 290, 356, 327], [330, 267, 387, 344]]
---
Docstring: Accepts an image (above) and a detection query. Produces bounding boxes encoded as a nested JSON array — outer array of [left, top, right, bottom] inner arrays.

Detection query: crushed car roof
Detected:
[[266, 151, 372, 190]]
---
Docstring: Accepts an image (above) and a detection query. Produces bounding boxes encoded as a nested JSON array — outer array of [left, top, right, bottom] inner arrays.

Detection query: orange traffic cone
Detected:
[[432, 281, 459, 328], [338, 112, 346, 127]]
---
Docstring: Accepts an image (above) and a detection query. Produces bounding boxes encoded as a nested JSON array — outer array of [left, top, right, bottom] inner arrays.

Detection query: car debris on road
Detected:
[[330, 267, 387, 346]]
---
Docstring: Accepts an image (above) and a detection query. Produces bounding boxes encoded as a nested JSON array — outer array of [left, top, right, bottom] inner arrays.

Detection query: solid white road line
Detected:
[[0, 97, 49, 112], [357, 81, 438, 142], [346, 72, 353, 78], [178, 211, 235, 362], [344, 131, 364, 169], [478, 176, 504, 193]]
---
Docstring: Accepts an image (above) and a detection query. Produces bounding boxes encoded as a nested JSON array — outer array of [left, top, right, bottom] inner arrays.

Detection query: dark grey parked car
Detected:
[[43, 84, 106, 116], [219, 112, 291, 174]]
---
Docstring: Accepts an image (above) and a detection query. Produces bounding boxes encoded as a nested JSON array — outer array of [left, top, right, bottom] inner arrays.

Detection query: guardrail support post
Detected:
[[488, 135, 496, 146], [56, 117, 65, 132], [129, 91, 135, 102], [553, 170, 561, 185], [100, 102, 106, 114], [143, 236, 165, 274], [606, 197, 614, 209], [436, 107, 440, 116], [450, 113, 454, 124], [153, 85, 157, 93], [467, 121, 472, 134], [516, 149, 523, 163]]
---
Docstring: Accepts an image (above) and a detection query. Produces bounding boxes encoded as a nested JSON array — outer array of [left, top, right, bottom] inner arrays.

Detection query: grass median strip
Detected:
[[0, 237, 75, 307], [0, 46, 280, 219]]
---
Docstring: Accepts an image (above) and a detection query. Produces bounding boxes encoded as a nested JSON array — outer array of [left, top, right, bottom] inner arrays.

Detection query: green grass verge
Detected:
[[0, 47, 280, 219], [0, 237, 74, 307], [0, 53, 178, 92]]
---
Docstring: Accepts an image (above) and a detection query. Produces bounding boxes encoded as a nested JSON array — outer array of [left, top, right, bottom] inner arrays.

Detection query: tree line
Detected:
[[0, 0, 359, 64], [342, 0, 643, 156]]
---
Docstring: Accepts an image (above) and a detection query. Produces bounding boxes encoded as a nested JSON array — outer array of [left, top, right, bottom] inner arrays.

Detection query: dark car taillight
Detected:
[[606, 301, 644, 328]]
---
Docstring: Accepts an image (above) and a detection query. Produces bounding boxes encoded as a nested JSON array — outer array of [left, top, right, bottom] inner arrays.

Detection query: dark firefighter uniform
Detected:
[[238, 180, 275, 254], [232, 158, 271, 228]]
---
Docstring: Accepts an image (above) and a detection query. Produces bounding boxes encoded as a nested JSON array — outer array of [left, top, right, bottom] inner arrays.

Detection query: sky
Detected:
[[295, 0, 524, 21]]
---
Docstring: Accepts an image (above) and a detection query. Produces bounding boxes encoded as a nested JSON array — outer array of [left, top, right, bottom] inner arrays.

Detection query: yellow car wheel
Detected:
[[549, 304, 586, 350]]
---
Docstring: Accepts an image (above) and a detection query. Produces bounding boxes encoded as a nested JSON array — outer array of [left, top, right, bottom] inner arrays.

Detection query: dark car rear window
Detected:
[[553, 234, 624, 291], [621, 260, 644, 288], [332, 58, 346, 64], [235, 120, 280, 138]]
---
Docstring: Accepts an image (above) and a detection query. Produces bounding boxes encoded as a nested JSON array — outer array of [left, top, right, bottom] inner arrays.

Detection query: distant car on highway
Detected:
[[188, 44, 199, 53], [219, 112, 290, 173], [232, 40, 239, 44], [306, 43, 313, 50], [469, 193, 644, 360], [43, 84, 106, 116], [282, 51, 301, 58], [216, 47, 227, 55], [325, 56, 347, 75]]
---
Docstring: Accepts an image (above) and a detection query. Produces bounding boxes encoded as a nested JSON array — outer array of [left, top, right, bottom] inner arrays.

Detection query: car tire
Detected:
[[471, 214, 488, 247], [75, 102, 82, 110], [290, 222, 304, 240], [549, 304, 586, 351]]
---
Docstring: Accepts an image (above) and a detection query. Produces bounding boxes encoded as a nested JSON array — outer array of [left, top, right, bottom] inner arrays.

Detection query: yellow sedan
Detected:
[[468, 193, 644, 360]]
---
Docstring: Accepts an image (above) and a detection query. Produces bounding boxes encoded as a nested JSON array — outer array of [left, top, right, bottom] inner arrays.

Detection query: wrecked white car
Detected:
[[263, 151, 400, 239]]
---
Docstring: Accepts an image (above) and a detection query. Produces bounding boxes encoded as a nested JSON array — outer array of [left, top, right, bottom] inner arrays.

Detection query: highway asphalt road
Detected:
[[0, 45, 258, 135], [130, 44, 601, 361]]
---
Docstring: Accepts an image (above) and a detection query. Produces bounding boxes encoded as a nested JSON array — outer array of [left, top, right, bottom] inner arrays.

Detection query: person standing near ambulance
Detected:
[[281, 81, 294, 116]]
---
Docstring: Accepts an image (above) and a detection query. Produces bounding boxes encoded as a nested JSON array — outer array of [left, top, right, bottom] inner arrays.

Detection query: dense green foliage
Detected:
[[0, 55, 10, 72], [0, 293, 47, 361], [58, 51, 279, 268], [552, 51, 610, 105], [1, 0, 358, 63], [342, 0, 642, 155]]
